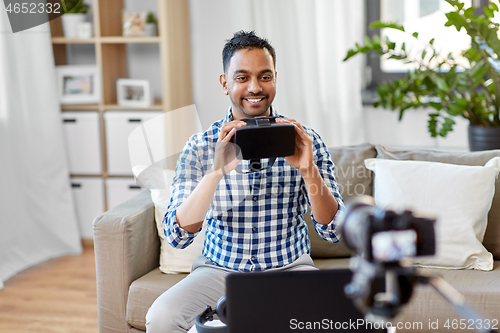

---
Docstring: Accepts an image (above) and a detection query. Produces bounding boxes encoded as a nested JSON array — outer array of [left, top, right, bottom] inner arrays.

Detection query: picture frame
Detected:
[[56, 65, 101, 104], [116, 79, 153, 108], [122, 11, 146, 36]]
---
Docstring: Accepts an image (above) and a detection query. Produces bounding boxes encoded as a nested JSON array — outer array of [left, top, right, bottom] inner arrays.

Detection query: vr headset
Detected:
[[230, 116, 295, 173]]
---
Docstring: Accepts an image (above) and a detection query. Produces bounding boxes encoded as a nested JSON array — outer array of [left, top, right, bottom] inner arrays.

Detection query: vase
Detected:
[[144, 23, 157, 37], [468, 125, 500, 151], [61, 13, 86, 39]]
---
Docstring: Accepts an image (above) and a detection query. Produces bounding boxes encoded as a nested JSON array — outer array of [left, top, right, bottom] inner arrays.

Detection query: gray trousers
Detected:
[[145, 254, 317, 333]]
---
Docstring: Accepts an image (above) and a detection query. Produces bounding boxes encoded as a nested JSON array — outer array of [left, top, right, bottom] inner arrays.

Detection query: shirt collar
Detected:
[[224, 106, 279, 122]]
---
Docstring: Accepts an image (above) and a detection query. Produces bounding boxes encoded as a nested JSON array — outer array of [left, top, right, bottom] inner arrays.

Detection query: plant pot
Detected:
[[61, 13, 86, 38], [468, 125, 500, 151], [144, 23, 157, 37]]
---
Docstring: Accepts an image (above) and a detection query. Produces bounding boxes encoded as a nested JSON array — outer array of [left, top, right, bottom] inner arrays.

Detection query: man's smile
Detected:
[[243, 96, 266, 105]]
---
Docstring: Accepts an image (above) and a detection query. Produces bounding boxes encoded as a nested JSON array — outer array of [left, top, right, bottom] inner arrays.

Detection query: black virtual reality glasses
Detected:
[[230, 116, 295, 173]]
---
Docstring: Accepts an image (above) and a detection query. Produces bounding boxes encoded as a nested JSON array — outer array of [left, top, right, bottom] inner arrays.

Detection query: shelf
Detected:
[[52, 37, 96, 44], [70, 174, 104, 178], [61, 104, 100, 111], [104, 102, 164, 111], [100, 36, 161, 44], [51, 37, 161, 44]]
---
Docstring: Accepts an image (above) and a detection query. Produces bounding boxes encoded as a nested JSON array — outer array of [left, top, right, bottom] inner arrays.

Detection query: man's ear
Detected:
[[220, 74, 228, 95]]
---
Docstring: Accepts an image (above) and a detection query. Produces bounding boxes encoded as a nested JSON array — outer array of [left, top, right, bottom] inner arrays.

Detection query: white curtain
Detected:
[[0, 8, 81, 289], [190, 0, 365, 147]]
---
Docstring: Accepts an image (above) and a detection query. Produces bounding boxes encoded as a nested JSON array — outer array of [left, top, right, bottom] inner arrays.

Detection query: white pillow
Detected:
[[133, 165, 206, 274], [364, 157, 500, 271]]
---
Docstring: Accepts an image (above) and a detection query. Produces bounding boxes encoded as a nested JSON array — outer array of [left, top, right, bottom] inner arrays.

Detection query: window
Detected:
[[365, 0, 489, 90]]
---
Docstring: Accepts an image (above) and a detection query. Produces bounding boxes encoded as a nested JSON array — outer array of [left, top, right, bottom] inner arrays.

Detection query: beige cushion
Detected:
[[133, 165, 205, 274], [127, 269, 189, 331], [394, 261, 500, 332], [365, 157, 498, 270], [308, 143, 376, 258], [376, 145, 500, 259]]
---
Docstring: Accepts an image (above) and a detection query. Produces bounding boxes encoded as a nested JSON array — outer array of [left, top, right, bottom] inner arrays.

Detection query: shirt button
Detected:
[[253, 196, 257, 201], [251, 256, 256, 261], [252, 227, 257, 232]]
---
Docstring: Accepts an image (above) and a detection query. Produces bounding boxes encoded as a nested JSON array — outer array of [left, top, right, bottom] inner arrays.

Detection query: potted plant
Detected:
[[60, 0, 89, 39], [145, 12, 158, 37], [344, 0, 500, 151]]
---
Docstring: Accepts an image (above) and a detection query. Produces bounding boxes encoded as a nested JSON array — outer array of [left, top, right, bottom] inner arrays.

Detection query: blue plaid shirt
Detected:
[[164, 107, 344, 272]]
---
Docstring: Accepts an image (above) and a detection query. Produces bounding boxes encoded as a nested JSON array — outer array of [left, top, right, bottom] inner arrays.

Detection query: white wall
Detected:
[[363, 105, 469, 151]]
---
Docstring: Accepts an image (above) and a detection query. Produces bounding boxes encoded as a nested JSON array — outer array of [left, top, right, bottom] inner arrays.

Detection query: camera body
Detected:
[[341, 196, 436, 264], [230, 116, 295, 160]]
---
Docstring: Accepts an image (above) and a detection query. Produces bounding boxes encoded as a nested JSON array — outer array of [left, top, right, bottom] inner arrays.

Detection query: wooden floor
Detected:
[[0, 244, 98, 333]]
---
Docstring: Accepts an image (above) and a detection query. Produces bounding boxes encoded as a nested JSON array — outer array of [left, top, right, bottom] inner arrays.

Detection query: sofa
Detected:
[[93, 143, 500, 333]]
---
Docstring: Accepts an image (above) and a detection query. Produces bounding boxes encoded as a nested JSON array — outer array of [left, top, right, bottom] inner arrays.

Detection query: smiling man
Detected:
[[145, 31, 344, 333]]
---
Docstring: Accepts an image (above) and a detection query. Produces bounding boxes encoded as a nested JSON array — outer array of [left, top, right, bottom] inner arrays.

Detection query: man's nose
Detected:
[[247, 77, 262, 94]]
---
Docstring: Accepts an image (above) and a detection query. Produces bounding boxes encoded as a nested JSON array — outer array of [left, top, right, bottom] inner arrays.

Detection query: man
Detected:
[[146, 31, 344, 333]]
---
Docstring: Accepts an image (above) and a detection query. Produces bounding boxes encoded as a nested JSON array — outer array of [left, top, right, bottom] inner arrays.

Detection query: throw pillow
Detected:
[[375, 145, 500, 259], [364, 157, 500, 270], [133, 165, 205, 274]]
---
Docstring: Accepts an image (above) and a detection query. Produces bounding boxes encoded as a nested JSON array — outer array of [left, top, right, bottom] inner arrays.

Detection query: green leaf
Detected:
[[439, 117, 456, 137], [428, 102, 443, 111], [491, 2, 499, 12], [369, 22, 405, 31], [436, 77, 450, 91], [412, 32, 419, 38], [343, 49, 358, 61], [485, 7, 494, 18], [387, 40, 396, 50], [364, 36, 373, 48], [429, 38, 435, 45], [428, 113, 439, 137]]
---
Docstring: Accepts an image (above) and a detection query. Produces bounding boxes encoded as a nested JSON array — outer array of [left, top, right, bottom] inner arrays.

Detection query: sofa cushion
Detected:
[[127, 268, 189, 331], [395, 261, 500, 332], [376, 145, 500, 259], [307, 143, 375, 258], [365, 157, 499, 270], [133, 165, 206, 274]]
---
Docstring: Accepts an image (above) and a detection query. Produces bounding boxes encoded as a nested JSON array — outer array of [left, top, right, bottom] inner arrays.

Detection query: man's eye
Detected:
[[235, 76, 246, 81], [261, 76, 272, 81]]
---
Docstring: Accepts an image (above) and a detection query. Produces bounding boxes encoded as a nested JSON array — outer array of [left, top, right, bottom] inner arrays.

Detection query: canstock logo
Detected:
[[3, 1, 64, 33]]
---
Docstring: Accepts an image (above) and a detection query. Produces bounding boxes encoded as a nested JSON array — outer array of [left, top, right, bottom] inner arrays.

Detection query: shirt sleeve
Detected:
[[163, 135, 205, 249], [304, 128, 345, 243]]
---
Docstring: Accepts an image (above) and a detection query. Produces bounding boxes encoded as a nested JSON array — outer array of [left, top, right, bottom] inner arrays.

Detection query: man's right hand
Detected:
[[212, 120, 246, 176]]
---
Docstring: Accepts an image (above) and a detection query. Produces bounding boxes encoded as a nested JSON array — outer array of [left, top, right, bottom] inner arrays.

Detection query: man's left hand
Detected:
[[275, 118, 314, 175]]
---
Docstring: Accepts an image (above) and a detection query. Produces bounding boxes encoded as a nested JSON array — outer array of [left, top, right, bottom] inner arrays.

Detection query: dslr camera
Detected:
[[341, 196, 436, 264]]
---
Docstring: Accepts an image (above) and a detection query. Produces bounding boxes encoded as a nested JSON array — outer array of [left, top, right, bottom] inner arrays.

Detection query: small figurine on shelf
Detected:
[[122, 11, 146, 37], [145, 12, 158, 37]]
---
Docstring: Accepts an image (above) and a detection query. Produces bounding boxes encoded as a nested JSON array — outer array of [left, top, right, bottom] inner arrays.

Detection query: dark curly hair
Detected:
[[222, 30, 276, 74]]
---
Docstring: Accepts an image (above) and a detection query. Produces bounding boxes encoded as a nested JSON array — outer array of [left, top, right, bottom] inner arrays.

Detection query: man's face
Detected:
[[220, 48, 277, 120]]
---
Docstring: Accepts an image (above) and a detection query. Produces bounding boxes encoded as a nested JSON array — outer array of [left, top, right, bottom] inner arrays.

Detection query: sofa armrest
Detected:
[[93, 190, 160, 333]]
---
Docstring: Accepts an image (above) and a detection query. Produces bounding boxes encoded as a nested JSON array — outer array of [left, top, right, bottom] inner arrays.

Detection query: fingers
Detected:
[[217, 120, 246, 143], [276, 118, 310, 143]]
